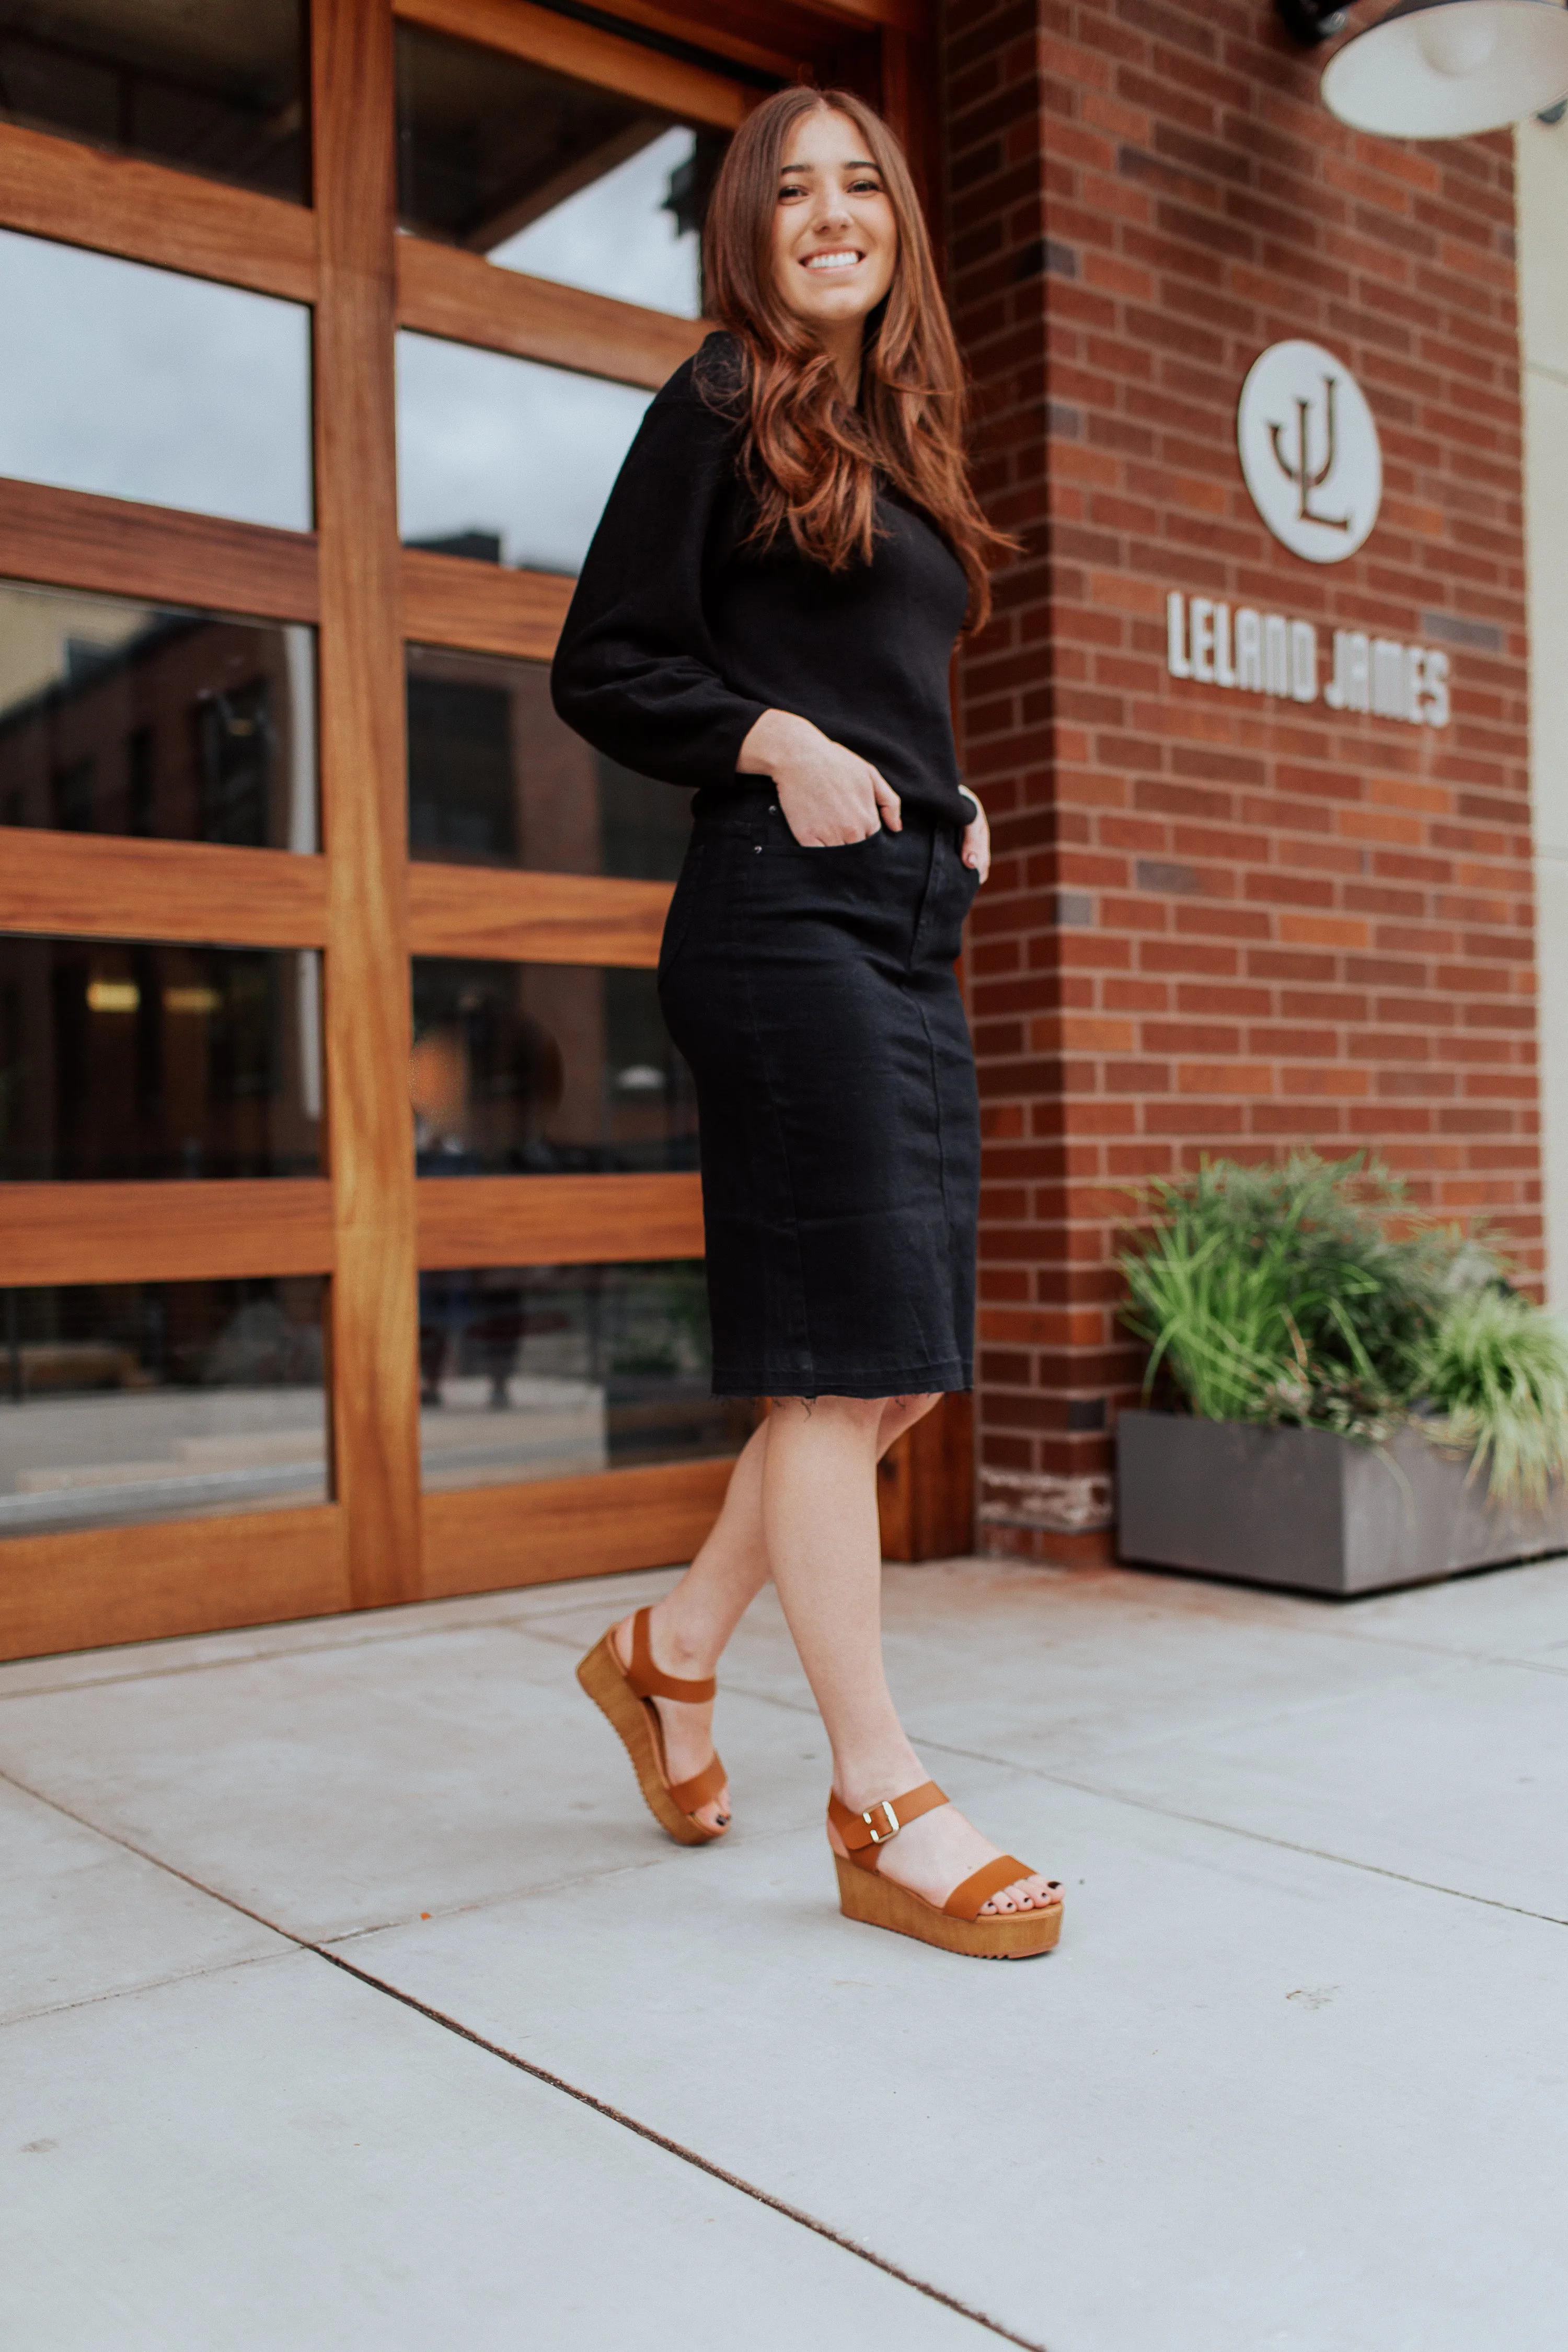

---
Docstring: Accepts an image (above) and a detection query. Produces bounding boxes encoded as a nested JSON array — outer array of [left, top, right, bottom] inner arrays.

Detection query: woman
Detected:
[[552, 86, 1062, 1959]]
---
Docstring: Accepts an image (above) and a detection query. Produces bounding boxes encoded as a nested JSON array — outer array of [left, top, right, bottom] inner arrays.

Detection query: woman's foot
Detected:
[[827, 1783, 1060, 1917], [613, 1611, 731, 1835]]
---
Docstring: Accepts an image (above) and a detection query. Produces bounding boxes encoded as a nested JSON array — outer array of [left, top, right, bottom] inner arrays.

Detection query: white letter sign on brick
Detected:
[[1237, 340, 1382, 564], [1166, 595, 1450, 728]]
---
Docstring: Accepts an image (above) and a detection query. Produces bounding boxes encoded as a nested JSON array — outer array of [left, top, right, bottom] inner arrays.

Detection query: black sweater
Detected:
[[550, 333, 972, 828]]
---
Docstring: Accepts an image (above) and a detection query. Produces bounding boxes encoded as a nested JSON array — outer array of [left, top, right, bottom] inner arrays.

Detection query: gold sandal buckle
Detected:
[[862, 1799, 900, 1844]]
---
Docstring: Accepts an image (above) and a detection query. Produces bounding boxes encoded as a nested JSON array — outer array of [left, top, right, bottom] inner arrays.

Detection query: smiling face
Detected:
[[768, 105, 898, 366]]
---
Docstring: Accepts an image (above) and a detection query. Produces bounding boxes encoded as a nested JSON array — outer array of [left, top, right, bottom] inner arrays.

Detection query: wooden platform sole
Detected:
[[576, 1630, 722, 1848], [834, 1854, 1062, 1959]]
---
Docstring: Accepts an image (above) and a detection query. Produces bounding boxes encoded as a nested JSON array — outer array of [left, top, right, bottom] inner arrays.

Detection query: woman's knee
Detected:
[[882, 1391, 943, 1432], [769, 1392, 943, 1433], [771, 1393, 884, 1427]]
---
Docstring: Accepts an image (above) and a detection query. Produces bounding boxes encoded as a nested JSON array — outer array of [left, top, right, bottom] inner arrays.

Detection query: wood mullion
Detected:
[[421, 1457, 735, 1599], [0, 1182, 335, 1287], [394, 0, 747, 128], [0, 120, 317, 303], [407, 866, 669, 966], [418, 1172, 704, 1270], [0, 478, 318, 620], [0, 835, 328, 950], [0, 1507, 349, 1664], [314, 0, 422, 1610], [401, 548, 572, 662], [397, 236, 704, 387]]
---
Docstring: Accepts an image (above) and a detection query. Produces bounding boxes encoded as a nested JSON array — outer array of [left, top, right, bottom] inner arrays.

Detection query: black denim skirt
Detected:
[[658, 785, 981, 1399]]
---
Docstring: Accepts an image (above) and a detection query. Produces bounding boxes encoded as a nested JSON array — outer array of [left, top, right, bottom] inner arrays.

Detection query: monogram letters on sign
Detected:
[[1162, 343, 1451, 726], [1237, 340, 1382, 565]]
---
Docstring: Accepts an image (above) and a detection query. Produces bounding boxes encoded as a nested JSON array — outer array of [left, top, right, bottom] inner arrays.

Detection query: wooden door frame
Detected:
[[0, 0, 953, 1665]]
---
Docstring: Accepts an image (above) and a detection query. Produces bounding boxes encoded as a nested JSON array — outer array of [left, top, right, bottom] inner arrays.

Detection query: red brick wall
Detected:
[[941, 0, 1538, 1562]]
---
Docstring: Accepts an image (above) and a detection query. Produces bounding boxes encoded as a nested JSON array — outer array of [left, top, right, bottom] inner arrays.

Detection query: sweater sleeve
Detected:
[[550, 349, 769, 789]]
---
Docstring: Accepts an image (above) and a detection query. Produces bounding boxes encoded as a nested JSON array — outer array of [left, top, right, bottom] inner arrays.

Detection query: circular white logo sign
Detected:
[[1237, 340, 1382, 564]]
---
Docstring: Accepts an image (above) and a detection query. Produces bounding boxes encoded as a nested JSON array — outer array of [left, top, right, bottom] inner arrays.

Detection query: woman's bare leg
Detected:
[[763, 1396, 1060, 1918], [611, 1396, 934, 1833]]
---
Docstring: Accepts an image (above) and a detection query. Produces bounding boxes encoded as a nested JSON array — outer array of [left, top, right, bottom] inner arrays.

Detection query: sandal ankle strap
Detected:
[[828, 1779, 948, 1855], [625, 1607, 717, 1705]]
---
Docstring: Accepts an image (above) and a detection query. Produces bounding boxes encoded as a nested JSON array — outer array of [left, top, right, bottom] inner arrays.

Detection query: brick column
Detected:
[[942, 0, 1538, 1565]]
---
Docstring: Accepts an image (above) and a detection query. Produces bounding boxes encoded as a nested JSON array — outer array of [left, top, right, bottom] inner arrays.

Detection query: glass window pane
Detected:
[[0, 230, 313, 532], [0, 1277, 327, 1537], [0, 0, 307, 203], [413, 959, 694, 1175], [395, 21, 724, 317], [397, 332, 647, 575], [0, 580, 316, 848], [407, 643, 684, 881], [418, 1260, 746, 1491], [0, 938, 321, 1180]]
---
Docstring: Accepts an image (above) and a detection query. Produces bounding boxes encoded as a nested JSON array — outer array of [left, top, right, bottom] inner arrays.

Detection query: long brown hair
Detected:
[[701, 87, 1010, 631]]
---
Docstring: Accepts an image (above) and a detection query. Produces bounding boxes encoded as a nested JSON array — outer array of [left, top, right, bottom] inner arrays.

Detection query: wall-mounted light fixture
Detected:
[[1276, 0, 1351, 34], [1277, 0, 1568, 134]]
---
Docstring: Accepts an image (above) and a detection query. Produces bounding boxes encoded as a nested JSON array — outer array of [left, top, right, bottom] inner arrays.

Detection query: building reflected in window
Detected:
[[395, 20, 725, 317], [0, 581, 317, 849], [412, 958, 695, 1176], [406, 642, 685, 881], [416, 1259, 747, 1489], [0, 1, 308, 203], [0, 1277, 327, 1539], [0, 938, 322, 1182]]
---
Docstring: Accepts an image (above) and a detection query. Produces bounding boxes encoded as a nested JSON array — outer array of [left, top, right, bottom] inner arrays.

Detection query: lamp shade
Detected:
[[1322, 0, 1568, 135]]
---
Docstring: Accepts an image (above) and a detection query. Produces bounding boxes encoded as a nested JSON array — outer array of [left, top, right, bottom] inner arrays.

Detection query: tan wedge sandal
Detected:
[[828, 1780, 1063, 1959], [577, 1607, 729, 1847]]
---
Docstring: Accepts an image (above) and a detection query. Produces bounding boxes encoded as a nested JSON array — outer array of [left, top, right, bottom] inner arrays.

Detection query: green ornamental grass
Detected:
[[1414, 1286, 1568, 1511], [1119, 1152, 1568, 1507]]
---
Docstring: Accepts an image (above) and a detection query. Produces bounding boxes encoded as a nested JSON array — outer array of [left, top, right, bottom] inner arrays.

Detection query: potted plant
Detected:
[[1115, 1155, 1568, 1596]]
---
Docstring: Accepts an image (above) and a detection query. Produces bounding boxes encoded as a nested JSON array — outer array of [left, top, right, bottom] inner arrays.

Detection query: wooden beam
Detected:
[[0, 119, 318, 304], [401, 548, 575, 661], [397, 236, 704, 387], [417, 1171, 704, 1269], [792, 0, 930, 31], [395, 0, 748, 129], [0, 834, 329, 950], [0, 1506, 349, 1664], [314, 0, 424, 1611], [0, 1182, 335, 1286], [536, 0, 800, 82], [0, 478, 318, 622], [420, 1455, 732, 1596], [408, 864, 669, 965]]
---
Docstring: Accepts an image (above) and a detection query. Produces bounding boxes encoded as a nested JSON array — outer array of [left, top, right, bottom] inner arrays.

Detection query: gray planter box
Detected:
[[1116, 1409, 1568, 1598]]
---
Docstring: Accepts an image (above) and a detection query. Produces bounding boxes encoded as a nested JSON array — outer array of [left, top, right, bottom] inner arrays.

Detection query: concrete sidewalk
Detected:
[[2, 1550, 1566, 2350]]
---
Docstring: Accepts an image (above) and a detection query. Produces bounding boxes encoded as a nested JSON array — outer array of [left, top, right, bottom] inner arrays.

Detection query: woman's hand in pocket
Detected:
[[738, 710, 901, 846], [959, 787, 990, 884]]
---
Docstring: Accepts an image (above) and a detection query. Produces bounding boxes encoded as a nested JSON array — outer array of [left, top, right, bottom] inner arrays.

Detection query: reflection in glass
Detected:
[[0, 938, 322, 1180], [396, 20, 724, 317], [0, 0, 307, 202], [412, 960, 695, 1177], [0, 229, 312, 531], [0, 1277, 326, 1537], [417, 1260, 747, 1491], [0, 580, 316, 848], [407, 643, 685, 881], [397, 333, 648, 574]]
